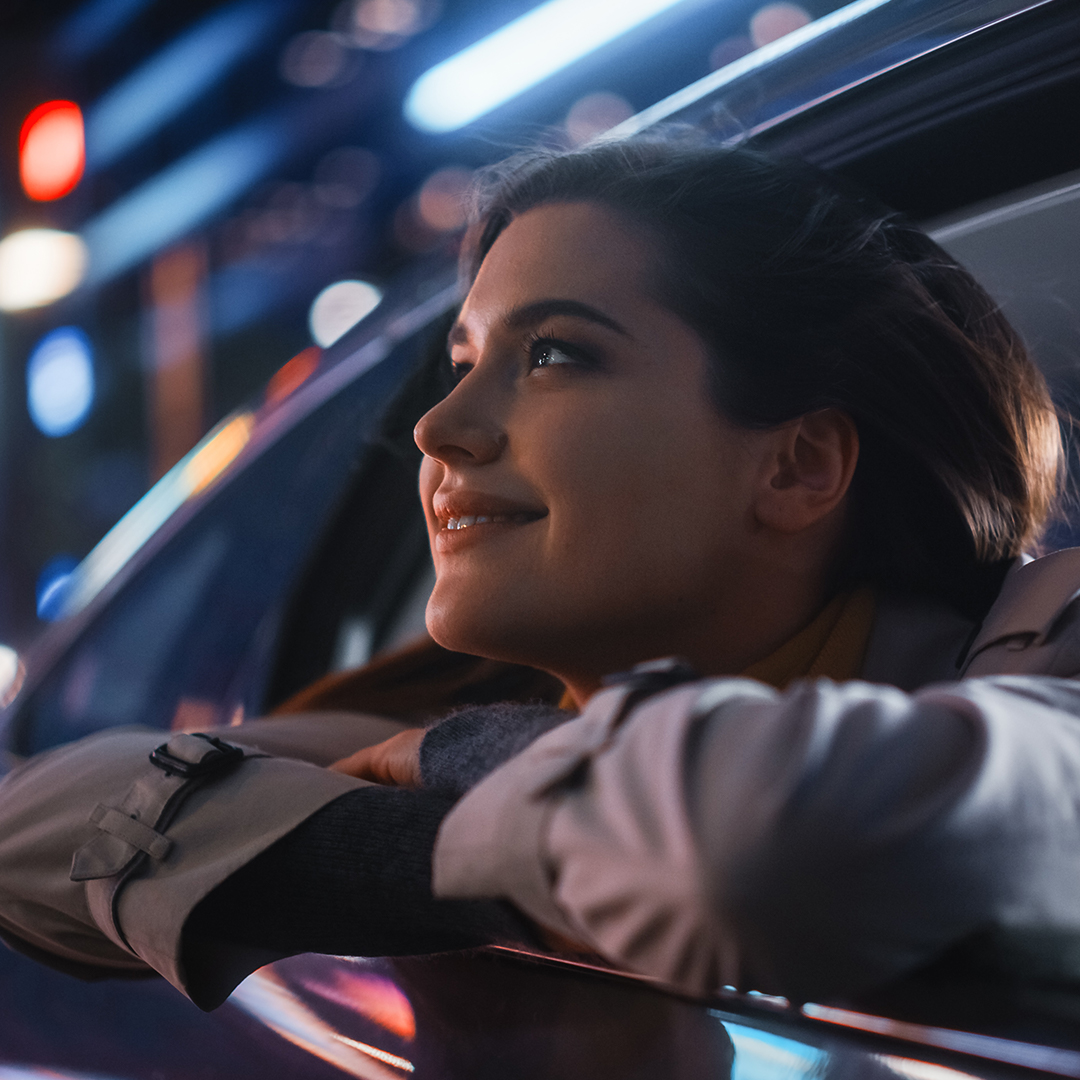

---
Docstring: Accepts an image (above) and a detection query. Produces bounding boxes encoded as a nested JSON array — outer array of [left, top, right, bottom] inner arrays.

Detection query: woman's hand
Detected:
[[329, 728, 425, 787]]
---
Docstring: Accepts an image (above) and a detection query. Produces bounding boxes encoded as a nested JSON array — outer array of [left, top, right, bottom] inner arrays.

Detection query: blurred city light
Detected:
[[301, 969, 417, 1040], [82, 113, 285, 286], [709, 35, 754, 70], [613, 0, 888, 138], [85, 0, 289, 169], [0, 229, 88, 311], [147, 243, 208, 480], [266, 346, 322, 405], [230, 968, 416, 1077], [309, 280, 382, 346], [724, 1023, 828, 1079], [404, 0, 691, 133], [0, 644, 24, 707], [749, 2, 812, 46], [417, 166, 473, 231], [26, 327, 96, 437], [61, 410, 256, 618], [877, 1057, 982, 1080], [279, 30, 355, 87], [334, 0, 439, 51], [36, 555, 80, 621], [19, 100, 85, 201], [564, 91, 633, 146], [181, 412, 255, 497]]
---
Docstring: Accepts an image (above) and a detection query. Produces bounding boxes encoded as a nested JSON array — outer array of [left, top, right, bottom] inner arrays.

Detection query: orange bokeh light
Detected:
[[266, 346, 321, 405], [19, 100, 85, 201]]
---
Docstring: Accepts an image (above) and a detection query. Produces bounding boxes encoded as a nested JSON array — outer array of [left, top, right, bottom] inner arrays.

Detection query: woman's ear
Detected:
[[753, 409, 859, 533]]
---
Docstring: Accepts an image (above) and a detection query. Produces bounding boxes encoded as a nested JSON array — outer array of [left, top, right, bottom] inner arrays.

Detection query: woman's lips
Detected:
[[433, 507, 546, 553]]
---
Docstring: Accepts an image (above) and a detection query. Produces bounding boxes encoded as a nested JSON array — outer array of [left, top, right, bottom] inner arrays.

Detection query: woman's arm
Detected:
[[0, 726, 365, 998], [0, 705, 564, 1009], [433, 673, 1080, 1001], [6, 676, 1080, 1009]]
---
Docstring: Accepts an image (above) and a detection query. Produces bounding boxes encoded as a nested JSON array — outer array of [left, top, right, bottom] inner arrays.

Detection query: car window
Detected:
[[261, 308, 455, 706], [929, 166, 1080, 545], [12, 334, 423, 756], [930, 168, 1080, 383]]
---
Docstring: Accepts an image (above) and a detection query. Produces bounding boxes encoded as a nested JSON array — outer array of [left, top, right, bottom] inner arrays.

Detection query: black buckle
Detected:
[[149, 734, 244, 779], [600, 658, 699, 730], [602, 657, 698, 695]]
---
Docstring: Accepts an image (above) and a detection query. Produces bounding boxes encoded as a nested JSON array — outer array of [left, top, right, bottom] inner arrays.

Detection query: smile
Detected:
[[445, 513, 539, 530]]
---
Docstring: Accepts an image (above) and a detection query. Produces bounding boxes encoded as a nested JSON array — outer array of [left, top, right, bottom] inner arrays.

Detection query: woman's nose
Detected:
[[414, 377, 507, 466]]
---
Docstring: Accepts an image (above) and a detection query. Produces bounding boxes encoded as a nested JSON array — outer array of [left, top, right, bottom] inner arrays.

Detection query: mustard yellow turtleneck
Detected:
[[739, 586, 876, 690], [561, 587, 876, 708]]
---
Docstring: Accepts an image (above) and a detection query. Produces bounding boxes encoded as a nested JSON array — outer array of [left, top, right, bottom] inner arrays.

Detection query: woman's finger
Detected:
[[329, 728, 425, 787]]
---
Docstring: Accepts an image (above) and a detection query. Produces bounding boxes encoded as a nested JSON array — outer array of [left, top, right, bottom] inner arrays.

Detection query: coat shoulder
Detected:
[[963, 549, 1080, 678]]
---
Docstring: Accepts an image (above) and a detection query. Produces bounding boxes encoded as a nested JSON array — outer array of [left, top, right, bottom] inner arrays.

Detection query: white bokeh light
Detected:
[[564, 91, 634, 146], [308, 279, 382, 347], [749, 2, 812, 47], [27, 326, 96, 437], [405, 0, 689, 133], [0, 228, 87, 311], [0, 644, 22, 705]]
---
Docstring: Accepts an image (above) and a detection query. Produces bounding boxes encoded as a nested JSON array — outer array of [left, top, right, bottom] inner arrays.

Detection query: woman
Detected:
[[3, 135, 1080, 1011]]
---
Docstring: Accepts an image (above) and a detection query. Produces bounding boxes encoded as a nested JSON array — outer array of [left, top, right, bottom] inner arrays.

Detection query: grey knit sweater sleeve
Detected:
[[419, 702, 571, 799], [184, 703, 569, 973]]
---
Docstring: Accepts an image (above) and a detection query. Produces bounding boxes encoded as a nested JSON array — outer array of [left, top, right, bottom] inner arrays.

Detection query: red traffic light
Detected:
[[19, 100, 85, 202]]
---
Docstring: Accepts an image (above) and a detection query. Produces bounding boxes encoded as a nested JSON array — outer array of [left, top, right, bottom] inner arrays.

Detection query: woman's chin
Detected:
[[425, 597, 554, 670], [424, 600, 500, 660]]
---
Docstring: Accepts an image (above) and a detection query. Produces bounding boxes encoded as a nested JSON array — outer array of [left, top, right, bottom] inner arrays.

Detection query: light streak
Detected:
[[405, 0, 694, 133]]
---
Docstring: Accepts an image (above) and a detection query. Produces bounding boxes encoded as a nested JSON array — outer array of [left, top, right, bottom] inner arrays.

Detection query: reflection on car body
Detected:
[[3, 0, 1080, 1076]]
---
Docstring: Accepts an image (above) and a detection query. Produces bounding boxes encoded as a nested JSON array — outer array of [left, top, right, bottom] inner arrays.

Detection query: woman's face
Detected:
[[416, 201, 774, 690]]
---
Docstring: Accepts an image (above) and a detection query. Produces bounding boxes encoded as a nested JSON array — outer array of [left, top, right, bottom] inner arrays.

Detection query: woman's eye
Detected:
[[529, 340, 579, 370]]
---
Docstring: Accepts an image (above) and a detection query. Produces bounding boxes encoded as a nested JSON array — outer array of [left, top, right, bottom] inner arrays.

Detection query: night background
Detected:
[[0, 0, 842, 652]]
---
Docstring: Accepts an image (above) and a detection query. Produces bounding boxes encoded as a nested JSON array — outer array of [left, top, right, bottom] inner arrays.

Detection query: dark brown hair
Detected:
[[464, 136, 1063, 618]]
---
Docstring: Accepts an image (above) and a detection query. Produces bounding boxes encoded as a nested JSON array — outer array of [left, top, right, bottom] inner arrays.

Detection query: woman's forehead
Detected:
[[460, 201, 655, 329]]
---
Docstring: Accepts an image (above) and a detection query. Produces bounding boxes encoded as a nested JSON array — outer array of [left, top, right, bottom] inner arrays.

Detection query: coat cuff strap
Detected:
[[70, 733, 265, 954]]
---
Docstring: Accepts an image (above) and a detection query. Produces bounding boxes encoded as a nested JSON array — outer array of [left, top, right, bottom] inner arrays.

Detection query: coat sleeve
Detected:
[[432, 674, 1080, 1001], [0, 712, 406, 1002]]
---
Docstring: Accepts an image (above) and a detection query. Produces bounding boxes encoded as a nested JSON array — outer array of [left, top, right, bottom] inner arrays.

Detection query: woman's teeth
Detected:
[[445, 513, 532, 530]]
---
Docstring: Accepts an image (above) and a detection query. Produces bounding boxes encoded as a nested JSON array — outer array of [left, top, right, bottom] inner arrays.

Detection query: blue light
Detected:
[[404, 0, 692, 133], [82, 113, 284, 286], [85, 0, 289, 170], [37, 555, 80, 621], [26, 327, 96, 437], [722, 1021, 828, 1080]]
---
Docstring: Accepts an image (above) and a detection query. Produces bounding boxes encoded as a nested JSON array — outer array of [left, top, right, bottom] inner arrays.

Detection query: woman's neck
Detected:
[[558, 563, 837, 707]]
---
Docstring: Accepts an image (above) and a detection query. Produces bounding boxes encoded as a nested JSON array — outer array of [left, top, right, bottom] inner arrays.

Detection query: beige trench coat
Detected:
[[3, 550, 1080, 1007]]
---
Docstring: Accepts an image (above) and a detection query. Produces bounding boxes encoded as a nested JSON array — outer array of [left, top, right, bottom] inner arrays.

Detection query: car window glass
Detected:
[[12, 336, 420, 756], [931, 167, 1080, 543], [36, 529, 229, 749], [931, 168, 1080, 380], [262, 309, 455, 705]]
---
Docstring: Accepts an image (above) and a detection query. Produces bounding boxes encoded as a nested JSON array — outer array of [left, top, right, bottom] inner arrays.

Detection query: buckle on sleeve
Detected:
[[149, 733, 244, 779], [602, 657, 698, 695]]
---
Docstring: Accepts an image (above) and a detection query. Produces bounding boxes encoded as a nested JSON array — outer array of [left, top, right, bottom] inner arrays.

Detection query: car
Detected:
[[2, 0, 1080, 1076]]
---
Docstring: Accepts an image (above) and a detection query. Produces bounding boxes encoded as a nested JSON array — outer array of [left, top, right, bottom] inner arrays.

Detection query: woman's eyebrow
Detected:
[[446, 298, 631, 349], [505, 299, 631, 336]]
